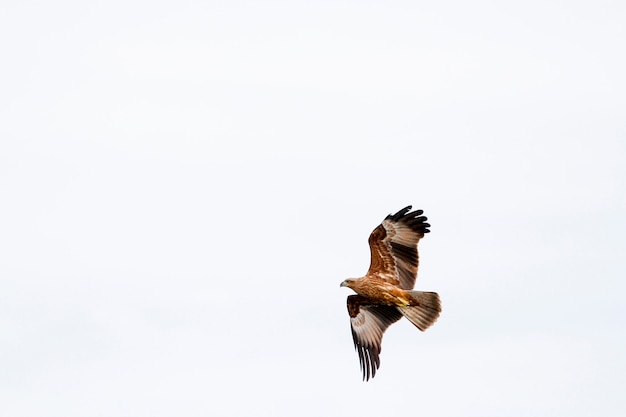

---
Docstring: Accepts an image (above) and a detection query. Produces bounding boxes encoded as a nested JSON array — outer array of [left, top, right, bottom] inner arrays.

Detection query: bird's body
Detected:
[[340, 206, 441, 381], [344, 278, 410, 306]]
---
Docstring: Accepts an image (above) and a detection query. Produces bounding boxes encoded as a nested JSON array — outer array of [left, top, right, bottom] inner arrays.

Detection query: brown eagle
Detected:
[[340, 206, 441, 381]]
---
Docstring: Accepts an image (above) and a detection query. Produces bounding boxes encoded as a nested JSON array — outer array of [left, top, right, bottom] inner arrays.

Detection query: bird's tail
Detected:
[[397, 291, 441, 331]]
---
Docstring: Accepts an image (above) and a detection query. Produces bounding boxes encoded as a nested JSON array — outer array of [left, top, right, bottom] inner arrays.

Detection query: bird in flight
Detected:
[[340, 206, 441, 381]]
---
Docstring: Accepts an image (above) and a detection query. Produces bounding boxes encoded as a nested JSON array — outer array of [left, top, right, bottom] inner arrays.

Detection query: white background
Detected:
[[1, 1, 625, 416]]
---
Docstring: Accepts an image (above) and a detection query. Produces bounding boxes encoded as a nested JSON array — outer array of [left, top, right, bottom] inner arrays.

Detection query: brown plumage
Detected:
[[340, 206, 441, 381]]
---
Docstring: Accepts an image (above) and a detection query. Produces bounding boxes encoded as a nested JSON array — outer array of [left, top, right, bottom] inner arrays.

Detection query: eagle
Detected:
[[340, 206, 441, 381]]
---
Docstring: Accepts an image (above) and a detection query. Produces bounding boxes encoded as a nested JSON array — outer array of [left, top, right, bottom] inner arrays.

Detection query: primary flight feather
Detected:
[[340, 206, 441, 381]]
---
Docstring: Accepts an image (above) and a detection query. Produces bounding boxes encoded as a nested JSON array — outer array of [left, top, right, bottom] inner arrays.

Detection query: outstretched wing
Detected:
[[367, 205, 430, 289], [347, 295, 403, 381]]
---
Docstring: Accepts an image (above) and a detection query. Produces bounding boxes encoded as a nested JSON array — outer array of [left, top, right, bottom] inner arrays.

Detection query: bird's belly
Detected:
[[355, 285, 410, 307]]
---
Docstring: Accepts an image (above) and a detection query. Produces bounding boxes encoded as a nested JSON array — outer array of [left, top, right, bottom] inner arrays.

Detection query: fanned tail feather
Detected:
[[398, 291, 441, 331]]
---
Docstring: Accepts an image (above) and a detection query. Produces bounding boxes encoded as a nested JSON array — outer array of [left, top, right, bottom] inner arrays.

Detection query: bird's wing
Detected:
[[347, 295, 403, 381], [366, 205, 430, 289]]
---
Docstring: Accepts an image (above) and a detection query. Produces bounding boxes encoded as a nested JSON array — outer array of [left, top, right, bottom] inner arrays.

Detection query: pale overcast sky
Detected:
[[1, 1, 625, 416]]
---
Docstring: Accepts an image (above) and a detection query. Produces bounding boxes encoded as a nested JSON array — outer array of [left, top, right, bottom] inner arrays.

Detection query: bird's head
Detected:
[[340, 278, 356, 289]]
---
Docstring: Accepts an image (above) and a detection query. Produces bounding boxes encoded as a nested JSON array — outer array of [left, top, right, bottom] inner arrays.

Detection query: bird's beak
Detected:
[[340, 281, 346, 288]]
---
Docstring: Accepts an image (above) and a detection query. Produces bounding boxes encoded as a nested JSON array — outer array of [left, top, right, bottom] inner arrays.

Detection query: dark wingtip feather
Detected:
[[386, 206, 431, 233], [387, 205, 412, 221]]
